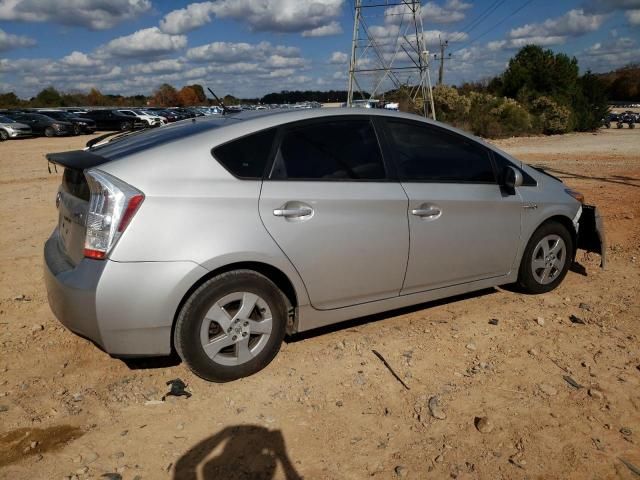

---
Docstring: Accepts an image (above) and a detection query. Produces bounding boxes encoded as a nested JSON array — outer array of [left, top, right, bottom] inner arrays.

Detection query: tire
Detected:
[[517, 221, 573, 294], [120, 121, 132, 131], [0, 129, 8, 141], [44, 127, 55, 137], [630, 123, 636, 129], [174, 270, 288, 382], [73, 124, 80, 135]]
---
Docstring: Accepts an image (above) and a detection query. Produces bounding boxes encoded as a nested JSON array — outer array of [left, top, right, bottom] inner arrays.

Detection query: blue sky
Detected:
[[0, 0, 638, 99]]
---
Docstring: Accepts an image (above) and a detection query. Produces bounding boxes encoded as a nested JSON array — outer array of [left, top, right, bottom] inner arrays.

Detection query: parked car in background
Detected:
[[150, 109, 179, 123], [39, 110, 96, 135], [0, 114, 32, 140], [44, 109, 605, 383], [118, 109, 163, 128], [6, 112, 73, 137], [79, 110, 145, 131]]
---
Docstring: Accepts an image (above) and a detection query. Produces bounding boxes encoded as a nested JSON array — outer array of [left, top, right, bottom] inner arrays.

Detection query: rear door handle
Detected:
[[411, 207, 441, 218], [273, 206, 313, 218]]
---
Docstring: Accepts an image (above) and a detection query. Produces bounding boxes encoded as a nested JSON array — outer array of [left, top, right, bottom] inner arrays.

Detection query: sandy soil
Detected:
[[0, 128, 639, 480]]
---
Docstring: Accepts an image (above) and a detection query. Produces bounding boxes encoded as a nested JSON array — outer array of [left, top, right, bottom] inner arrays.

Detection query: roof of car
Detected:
[[89, 107, 499, 162]]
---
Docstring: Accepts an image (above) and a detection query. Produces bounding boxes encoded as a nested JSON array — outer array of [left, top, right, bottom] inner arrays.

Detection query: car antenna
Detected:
[[207, 87, 230, 115]]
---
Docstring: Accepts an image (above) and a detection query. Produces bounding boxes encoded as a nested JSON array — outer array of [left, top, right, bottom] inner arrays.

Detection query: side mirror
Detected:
[[504, 166, 523, 191]]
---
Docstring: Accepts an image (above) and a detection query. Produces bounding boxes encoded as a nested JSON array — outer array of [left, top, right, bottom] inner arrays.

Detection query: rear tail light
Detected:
[[84, 170, 144, 260]]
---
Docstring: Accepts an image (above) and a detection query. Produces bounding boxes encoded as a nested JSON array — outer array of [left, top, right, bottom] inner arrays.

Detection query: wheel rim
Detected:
[[199, 291, 273, 366], [0, 130, 7, 140], [531, 234, 566, 285]]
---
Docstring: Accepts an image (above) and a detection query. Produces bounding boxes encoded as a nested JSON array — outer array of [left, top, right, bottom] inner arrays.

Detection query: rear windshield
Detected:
[[89, 117, 232, 160]]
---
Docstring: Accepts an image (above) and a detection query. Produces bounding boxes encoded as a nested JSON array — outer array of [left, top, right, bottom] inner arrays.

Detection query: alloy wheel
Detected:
[[531, 234, 566, 285], [199, 292, 273, 366]]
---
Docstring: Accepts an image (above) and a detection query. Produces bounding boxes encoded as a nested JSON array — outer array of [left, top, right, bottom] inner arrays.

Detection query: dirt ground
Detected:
[[0, 128, 639, 480]]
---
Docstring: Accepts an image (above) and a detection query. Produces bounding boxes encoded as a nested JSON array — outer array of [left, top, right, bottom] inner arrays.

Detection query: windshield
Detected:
[[0, 115, 16, 123]]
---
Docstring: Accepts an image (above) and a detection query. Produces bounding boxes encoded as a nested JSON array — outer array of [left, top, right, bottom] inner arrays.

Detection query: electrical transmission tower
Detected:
[[347, 0, 436, 119]]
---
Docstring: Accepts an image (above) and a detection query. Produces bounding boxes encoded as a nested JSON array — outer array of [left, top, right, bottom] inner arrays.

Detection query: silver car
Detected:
[[44, 109, 605, 382], [0, 114, 32, 140]]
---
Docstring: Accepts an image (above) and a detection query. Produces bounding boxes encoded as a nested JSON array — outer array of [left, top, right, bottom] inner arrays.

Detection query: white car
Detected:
[[118, 109, 163, 127]]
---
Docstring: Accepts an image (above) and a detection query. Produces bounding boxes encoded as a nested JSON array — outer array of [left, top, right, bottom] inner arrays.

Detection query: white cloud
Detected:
[[0, 0, 151, 30], [96, 27, 187, 58], [385, 0, 470, 25], [128, 59, 186, 75], [329, 51, 348, 64], [508, 9, 606, 46], [264, 54, 307, 68], [187, 41, 302, 65], [302, 20, 342, 37], [0, 27, 35, 52], [626, 9, 640, 24], [210, 0, 343, 33], [159, 2, 216, 34], [582, 36, 640, 71], [61, 51, 100, 67]]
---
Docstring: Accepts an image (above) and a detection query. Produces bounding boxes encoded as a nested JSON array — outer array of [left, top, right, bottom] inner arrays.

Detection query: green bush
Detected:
[[530, 96, 571, 134]]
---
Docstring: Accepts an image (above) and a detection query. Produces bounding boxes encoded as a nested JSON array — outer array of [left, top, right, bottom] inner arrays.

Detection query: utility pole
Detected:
[[437, 37, 449, 85], [346, 0, 436, 119]]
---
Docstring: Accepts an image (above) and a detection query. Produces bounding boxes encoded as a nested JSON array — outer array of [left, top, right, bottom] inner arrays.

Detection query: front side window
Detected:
[[269, 118, 386, 180], [385, 120, 495, 183]]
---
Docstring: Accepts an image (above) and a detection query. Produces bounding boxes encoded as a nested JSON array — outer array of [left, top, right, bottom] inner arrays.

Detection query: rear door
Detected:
[[259, 117, 409, 310], [381, 119, 522, 294]]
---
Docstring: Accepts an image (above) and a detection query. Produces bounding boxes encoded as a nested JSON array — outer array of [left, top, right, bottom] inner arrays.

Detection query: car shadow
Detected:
[[537, 166, 640, 188], [173, 425, 303, 480], [287, 287, 497, 343], [119, 288, 497, 370]]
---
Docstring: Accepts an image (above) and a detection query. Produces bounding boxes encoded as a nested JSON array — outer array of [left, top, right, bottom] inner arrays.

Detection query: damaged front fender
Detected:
[[576, 205, 606, 268]]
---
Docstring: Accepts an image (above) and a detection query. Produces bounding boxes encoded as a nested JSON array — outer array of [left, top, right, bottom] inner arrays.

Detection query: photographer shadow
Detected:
[[174, 425, 302, 480]]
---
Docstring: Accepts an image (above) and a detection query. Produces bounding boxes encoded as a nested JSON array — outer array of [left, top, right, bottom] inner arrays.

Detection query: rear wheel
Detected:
[[44, 127, 55, 137], [73, 124, 80, 135], [0, 129, 8, 141], [174, 270, 288, 382], [517, 221, 573, 294]]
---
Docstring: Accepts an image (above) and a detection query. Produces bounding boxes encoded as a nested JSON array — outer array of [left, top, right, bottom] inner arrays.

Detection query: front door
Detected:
[[381, 119, 522, 294], [259, 117, 409, 310]]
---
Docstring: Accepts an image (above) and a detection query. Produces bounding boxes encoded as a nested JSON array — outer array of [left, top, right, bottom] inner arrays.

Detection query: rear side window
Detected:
[[385, 120, 495, 183], [213, 128, 276, 179], [269, 119, 386, 180]]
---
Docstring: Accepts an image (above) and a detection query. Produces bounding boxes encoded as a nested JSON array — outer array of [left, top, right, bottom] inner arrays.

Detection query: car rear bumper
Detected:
[[44, 231, 208, 356]]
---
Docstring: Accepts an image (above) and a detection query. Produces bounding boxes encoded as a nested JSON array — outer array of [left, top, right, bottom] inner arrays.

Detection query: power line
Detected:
[[452, 0, 536, 53], [447, 0, 506, 44]]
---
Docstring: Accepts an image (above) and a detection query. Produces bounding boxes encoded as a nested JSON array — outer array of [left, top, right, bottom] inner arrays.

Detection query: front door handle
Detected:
[[273, 206, 313, 218], [411, 207, 441, 218]]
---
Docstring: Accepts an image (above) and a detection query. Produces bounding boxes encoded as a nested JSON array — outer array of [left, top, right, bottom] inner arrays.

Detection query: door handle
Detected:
[[273, 206, 313, 218], [411, 207, 441, 217]]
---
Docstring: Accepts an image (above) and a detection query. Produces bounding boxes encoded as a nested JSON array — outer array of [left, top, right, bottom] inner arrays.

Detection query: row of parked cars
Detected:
[[602, 111, 639, 129], [0, 106, 224, 140]]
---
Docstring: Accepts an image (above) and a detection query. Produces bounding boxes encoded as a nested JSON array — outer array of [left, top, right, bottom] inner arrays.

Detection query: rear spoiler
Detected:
[[46, 150, 110, 170]]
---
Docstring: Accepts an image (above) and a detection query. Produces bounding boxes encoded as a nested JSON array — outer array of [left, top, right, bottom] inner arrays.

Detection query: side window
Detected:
[[492, 152, 537, 187], [212, 128, 276, 179], [385, 120, 495, 183], [269, 119, 386, 180]]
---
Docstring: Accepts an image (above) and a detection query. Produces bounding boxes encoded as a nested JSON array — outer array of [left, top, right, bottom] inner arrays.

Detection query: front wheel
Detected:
[[174, 270, 288, 382], [120, 121, 132, 131], [517, 221, 573, 294], [44, 126, 55, 137]]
